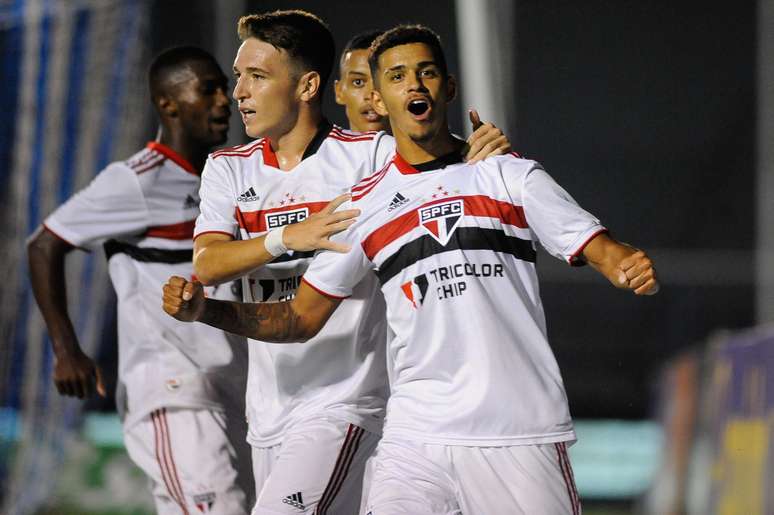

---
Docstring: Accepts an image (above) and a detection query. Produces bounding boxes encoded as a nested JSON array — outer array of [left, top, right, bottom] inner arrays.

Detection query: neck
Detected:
[[392, 122, 461, 164], [158, 127, 208, 174], [270, 102, 324, 171]]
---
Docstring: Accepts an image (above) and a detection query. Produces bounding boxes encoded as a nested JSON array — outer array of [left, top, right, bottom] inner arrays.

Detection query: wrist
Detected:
[[264, 226, 288, 257], [52, 340, 81, 357], [193, 297, 209, 323]]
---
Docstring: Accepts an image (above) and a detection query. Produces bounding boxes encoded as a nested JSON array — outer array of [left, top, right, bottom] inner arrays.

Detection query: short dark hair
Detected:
[[368, 24, 447, 83], [238, 10, 335, 89], [339, 29, 383, 76], [148, 46, 218, 100]]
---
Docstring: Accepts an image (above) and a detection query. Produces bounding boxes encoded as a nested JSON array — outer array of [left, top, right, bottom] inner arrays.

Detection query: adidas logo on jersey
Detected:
[[183, 194, 198, 209], [387, 192, 409, 212], [238, 186, 259, 202], [282, 492, 306, 510]]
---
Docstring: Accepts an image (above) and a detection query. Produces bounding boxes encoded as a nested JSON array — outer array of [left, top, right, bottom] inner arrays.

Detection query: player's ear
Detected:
[[298, 71, 322, 103], [156, 95, 178, 118], [446, 75, 457, 103], [371, 90, 388, 117], [334, 78, 345, 106]]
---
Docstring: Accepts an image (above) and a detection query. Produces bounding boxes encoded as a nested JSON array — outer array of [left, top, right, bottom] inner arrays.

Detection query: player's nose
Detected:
[[232, 76, 248, 101], [215, 87, 230, 107], [406, 71, 427, 92]]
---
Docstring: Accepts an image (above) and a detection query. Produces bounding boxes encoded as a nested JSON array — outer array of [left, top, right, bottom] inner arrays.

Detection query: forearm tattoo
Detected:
[[199, 298, 304, 342]]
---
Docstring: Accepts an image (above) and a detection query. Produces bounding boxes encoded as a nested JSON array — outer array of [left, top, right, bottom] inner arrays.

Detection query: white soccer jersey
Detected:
[[45, 142, 247, 427], [303, 151, 607, 446], [194, 123, 396, 446]]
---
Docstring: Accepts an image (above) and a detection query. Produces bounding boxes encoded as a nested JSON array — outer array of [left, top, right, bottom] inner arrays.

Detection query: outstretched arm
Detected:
[[27, 227, 106, 398], [163, 276, 340, 342], [581, 232, 659, 295], [193, 194, 359, 285]]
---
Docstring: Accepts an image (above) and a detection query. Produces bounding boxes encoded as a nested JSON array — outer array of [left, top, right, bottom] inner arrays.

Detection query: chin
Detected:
[[212, 130, 229, 145], [362, 122, 387, 132], [409, 130, 434, 143], [245, 125, 262, 139]]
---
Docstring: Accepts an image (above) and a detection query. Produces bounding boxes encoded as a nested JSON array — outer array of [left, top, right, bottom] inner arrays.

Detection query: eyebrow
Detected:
[[346, 71, 368, 76], [383, 61, 438, 74], [383, 64, 406, 75], [233, 66, 270, 75]]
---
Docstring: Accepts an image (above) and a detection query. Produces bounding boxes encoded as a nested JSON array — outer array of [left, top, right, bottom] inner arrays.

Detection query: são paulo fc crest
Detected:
[[418, 199, 464, 245]]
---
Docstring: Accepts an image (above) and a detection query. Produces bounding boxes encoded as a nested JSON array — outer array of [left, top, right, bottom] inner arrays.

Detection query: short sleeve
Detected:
[[302, 207, 373, 299], [518, 166, 607, 265], [194, 157, 238, 239], [44, 163, 150, 249]]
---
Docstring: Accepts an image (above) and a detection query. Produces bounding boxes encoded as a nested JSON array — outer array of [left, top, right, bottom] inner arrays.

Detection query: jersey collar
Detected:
[[146, 142, 198, 176], [393, 149, 465, 175], [260, 119, 334, 169]]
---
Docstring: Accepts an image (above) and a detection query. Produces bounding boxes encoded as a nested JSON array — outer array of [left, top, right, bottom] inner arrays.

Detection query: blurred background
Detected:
[[0, 0, 771, 513]]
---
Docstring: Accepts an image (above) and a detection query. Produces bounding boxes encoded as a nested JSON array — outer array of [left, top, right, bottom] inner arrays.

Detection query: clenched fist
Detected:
[[53, 348, 106, 399], [614, 250, 659, 296], [163, 276, 206, 322]]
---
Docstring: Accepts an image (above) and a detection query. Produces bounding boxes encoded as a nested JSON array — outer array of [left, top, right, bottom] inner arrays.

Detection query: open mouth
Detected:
[[408, 99, 429, 115], [211, 114, 230, 129], [362, 109, 382, 122], [407, 99, 431, 120], [239, 108, 256, 123]]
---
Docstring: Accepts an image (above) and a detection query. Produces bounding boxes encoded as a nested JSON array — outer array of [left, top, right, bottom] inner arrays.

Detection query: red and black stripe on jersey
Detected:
[[361, 194, 536, 284], [144, 219, 196, 240], [375, 227, 536, 284], [104, 220, 197, 263]]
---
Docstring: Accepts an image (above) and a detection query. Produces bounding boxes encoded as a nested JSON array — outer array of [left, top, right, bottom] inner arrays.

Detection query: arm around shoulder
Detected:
[[192, 193, 359, 285]]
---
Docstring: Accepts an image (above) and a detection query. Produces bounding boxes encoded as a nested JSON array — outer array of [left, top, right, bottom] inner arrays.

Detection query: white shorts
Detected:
[[362, 438, 581, 515], [250, 416, 379, 515], [123, 407, 254, 515]]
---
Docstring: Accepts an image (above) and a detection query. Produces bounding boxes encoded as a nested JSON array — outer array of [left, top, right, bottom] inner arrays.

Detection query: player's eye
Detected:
[[201, 82, 218, 94], [252, 73, 265, 80], [352, 78, 365, 87], [420, 68, 439, 78], [389, 72, 403, 82]]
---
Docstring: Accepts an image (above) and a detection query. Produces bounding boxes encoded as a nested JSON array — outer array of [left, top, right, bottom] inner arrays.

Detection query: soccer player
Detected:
[[335, 29, 500, 162], [335, 30, 388, 133], [189, 10, 510, 514], [164, 24, 659, 514], [27, 47, 253, 514]]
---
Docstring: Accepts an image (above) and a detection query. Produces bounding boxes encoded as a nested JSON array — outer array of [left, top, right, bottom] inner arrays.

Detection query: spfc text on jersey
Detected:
[[265, 207, 309, 229]]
